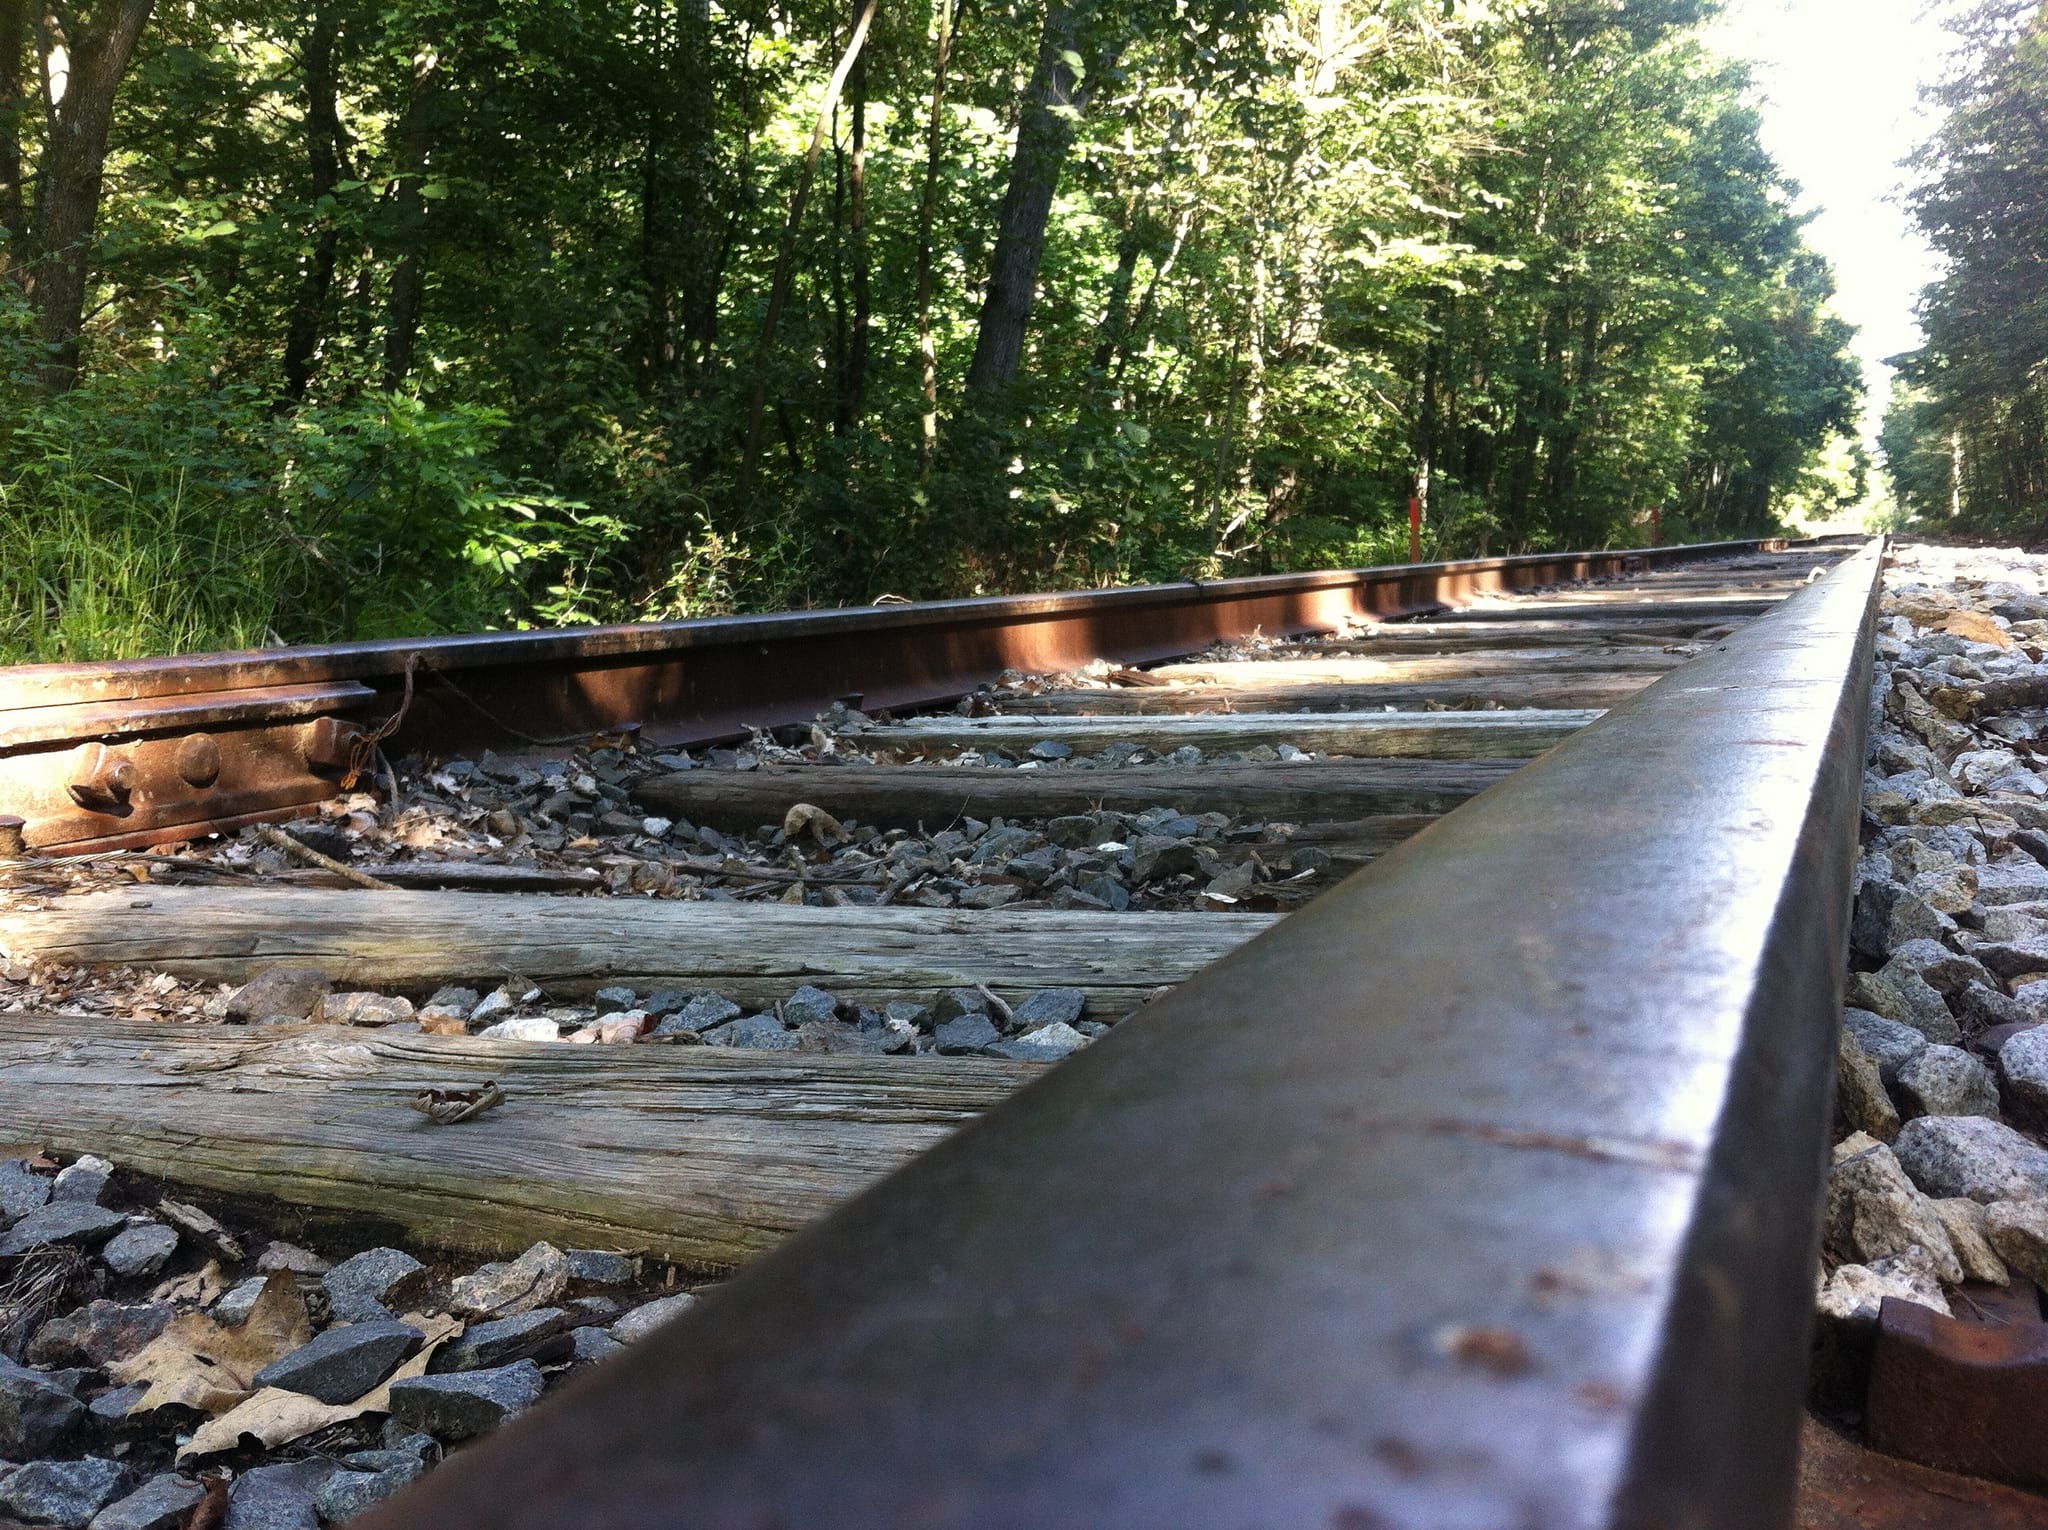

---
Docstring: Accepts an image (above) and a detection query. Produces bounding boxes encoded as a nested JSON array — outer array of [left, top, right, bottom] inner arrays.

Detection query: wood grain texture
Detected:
[[1143, 651, 1688, 685], [875, 709, 1599, 759], [1326, 620, 1732, 651], [1439, 597, 1778, 622], [636, 759, 1518, 829], [0, 1014, 1032, 1268], [0, 887, 1278, 1014], [283, 862, 605, 892], [994, 675, 1653, 715]]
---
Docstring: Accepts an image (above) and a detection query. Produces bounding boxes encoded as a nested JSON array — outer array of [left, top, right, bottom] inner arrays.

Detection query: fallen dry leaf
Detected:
[[1936, 609, 2015, 649], [419, 1010, 468, 1036], [110, 1272, 310, 1416], [566, 1015, 648, 1044], [411, 1080, 504, 1124], [180, 1387, 357, 1458], [184, 1476, 229, 1530], [180, 1312, 461, 1458], [152, 1260, 229, 1308]]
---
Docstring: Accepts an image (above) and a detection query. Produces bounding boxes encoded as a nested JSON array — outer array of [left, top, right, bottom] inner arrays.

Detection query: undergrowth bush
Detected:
[[0, 317, 640, 664]]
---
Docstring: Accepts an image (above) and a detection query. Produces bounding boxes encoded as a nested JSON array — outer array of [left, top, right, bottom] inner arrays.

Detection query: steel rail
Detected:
[[0, 538, 1821, 855], [362, 541, 1884, 1530]]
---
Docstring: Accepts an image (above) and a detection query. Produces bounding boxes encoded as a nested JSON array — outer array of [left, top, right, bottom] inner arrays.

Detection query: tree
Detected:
[[3, 0, 155, 390], [0, 0, 1865, 666], [1883, 0, 2048, 533]]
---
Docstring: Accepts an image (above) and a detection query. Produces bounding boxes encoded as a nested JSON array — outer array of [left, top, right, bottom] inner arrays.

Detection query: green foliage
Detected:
[[0, 0, 1864, 662], [1883, 0, 2048, 536], [0, 309, 612, 658]]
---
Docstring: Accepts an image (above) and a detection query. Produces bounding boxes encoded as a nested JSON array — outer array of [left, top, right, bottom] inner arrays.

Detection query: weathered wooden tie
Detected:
[[0, 1015, 1030, 1269], [635, 759, 1515, 830], [867, 709, 1599, 759], [1142, 651, 1689, 686], [0, 888, 1278, 1014], [994, 675, 1651, 715]]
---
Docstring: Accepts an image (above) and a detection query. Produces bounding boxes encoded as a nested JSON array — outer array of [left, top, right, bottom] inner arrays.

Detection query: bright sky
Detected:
[[1708, 0, 1951, 429]]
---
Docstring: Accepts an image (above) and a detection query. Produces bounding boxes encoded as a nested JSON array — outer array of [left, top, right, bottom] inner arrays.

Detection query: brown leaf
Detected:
[[151, 1260, 229, 1308], [419, 1009, 468, 1036], [182, 1477, 229, 1530], [1936, 609, 2015, 649], [109, 1272, 310, 1417], [411, 1080, 505, 1125], [566, 1015, 649, 1044], [180, 1312, 461, 1459]]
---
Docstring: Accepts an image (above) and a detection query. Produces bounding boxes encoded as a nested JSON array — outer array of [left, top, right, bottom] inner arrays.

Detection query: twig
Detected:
[[671, 855, 875, 887], [254, 825, 397, 891], [974, 983, 1015, 1028], [376, 746, 401, 826]]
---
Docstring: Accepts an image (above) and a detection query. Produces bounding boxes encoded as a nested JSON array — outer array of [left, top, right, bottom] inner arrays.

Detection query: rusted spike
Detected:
[[66, 744, 138, 814], [0, 815, 25, 859], [1865, 1293, 2048, 1492]]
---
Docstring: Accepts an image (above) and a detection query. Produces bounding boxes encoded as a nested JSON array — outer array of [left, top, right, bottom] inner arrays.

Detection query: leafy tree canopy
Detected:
[[0, 0, 1862, 659]]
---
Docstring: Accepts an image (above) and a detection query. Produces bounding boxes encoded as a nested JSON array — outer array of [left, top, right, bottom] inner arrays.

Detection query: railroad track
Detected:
[[0, 534, 1985, 1527]]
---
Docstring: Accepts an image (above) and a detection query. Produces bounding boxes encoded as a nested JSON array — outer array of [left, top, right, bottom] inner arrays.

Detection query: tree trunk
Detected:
[[281, 1, 344, 403], [1415, 288, 1441, 535], [737, 0, 877, 492], [839, 0, 870, 435], [962, 2, 1114, 397], [635, 1, 676, 392], [0, 0, 27, 274], [21, 0, 155, 392], [381, 48, 442, 392], [915, 0, 955, 476], [1089, 215, 1142, 373], [676, 0, 717, 374], [1111, 198, 1194, 383]]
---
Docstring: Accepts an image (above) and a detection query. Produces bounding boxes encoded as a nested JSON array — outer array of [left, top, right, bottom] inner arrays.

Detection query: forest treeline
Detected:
[[0, 0, 1862, 660], [1884, 0, 2048, 537]]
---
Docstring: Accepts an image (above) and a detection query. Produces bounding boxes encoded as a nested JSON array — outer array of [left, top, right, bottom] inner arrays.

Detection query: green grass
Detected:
[[0, 456, 304, 665]]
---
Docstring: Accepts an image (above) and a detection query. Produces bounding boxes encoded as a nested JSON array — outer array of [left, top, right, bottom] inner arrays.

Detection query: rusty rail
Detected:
[[358, 542, 1885, 1529], [0, 538, 1811, 855]]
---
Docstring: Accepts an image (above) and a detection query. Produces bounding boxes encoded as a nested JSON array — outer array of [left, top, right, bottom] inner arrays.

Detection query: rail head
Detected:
[[0, 536, 1822, 856], [360, 538, 1882, 1530]]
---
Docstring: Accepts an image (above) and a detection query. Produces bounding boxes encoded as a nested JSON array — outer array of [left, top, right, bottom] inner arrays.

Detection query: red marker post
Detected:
[[1650, 506, 1662, 547], [1408, 497, 1422, 564]]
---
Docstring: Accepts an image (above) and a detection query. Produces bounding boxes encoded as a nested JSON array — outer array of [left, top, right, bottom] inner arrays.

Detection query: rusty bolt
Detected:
[[0, 816, 25, 860], [175, 732, 222, 788], [304, 716, 369, 775], [67, 743, 138, 814]]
